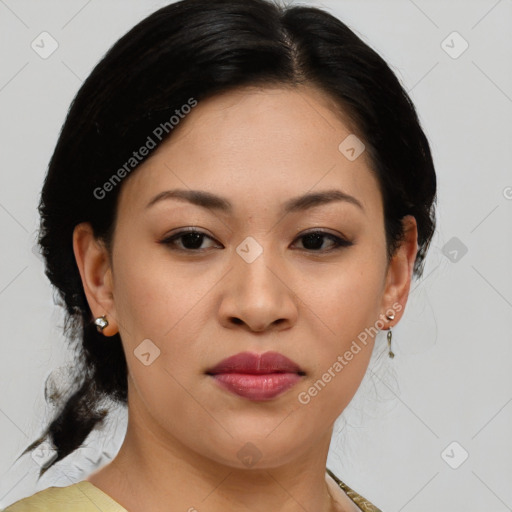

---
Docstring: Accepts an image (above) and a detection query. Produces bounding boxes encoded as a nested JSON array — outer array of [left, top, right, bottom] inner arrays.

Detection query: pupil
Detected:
[[303, 233, 323, 250], [183, 232, 203, 249]]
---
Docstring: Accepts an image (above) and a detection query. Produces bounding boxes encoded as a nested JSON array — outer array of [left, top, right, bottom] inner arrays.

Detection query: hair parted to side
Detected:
[[22, 0, 436, 476]]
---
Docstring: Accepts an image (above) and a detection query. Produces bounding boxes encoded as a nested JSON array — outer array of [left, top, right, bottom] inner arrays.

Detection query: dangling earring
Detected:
[[94, 315, 109, 333], [385, 312, 395, 359]]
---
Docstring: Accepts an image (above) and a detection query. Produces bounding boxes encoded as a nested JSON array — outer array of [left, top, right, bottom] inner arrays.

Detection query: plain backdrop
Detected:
[[1, 1, 511, 510]]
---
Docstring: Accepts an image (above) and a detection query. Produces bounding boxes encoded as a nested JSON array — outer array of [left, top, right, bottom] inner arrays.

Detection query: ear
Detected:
[[380, 215, 418, 324], [73, 222, 118, 336]]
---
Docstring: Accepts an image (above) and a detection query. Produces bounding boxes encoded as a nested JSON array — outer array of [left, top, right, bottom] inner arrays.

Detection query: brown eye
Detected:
[[161, 229, 220, 252], [160, 229, 353, 254], [293, 231, 353, 252]]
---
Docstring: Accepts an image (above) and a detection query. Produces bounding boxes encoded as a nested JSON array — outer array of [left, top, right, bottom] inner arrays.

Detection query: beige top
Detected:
[[2, 468, 382, 511]]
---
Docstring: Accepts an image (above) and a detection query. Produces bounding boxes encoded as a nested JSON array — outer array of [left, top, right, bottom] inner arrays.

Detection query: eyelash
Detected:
[[160, 228, 353, 254]]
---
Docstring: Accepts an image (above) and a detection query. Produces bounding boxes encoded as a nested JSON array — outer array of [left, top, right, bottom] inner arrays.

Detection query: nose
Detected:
[[217, 243, 298, 333]]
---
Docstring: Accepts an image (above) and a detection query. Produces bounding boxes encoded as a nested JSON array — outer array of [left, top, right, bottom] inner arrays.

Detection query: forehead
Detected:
[[165, 84, 361, 154], [117, 84, 381, 217]]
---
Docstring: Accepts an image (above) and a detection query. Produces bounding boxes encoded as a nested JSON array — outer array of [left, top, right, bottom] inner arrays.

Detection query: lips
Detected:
[[206, 351, 305, 376], [206, 351, 305, 401]]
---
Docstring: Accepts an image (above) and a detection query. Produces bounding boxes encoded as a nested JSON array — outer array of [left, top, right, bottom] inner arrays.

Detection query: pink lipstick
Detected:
[[206, 351, 305, 401]]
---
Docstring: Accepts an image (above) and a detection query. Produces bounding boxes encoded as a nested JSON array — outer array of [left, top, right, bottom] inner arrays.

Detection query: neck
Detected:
[[86, 381, 354, 511], [105, 430, 335, 511]]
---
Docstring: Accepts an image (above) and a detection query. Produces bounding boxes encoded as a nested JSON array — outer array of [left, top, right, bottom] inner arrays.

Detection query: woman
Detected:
[[3, 0, 436, 510]]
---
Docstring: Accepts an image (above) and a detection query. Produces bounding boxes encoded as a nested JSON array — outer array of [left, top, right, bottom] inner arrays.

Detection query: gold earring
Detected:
[[94, 315, 109, 333], [385, 313, 395, 359]]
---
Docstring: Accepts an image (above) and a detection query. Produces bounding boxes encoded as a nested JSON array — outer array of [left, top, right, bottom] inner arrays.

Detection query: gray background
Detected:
[[1, 0, 511, 510]]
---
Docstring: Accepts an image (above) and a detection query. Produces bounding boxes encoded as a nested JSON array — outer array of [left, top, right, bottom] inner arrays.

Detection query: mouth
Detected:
[[206, 351, 305, 401]]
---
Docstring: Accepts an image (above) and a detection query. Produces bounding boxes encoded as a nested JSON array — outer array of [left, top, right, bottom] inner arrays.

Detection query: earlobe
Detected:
[[381, 215, 418, 323], [73, 222, 118, 336]]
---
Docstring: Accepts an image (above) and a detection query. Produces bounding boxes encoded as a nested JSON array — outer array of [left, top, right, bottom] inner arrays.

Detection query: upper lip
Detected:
[[206, 351, 305, 375]]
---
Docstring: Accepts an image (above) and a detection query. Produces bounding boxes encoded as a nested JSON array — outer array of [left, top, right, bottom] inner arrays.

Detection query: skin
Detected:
[[73, 84, 418, 512]]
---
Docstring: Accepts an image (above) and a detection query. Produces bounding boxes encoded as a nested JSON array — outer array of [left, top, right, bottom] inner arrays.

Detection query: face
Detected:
[[76, 85, 414, 470]]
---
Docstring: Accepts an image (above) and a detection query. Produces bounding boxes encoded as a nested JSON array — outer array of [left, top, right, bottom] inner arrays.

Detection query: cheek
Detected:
[[299, 350, 372, 425], [301, 257, 385, 341], [111, 247, 211, 380], [294, 260, 384, 416], [297, 308, 376, 424], [111, 245, 198, 340]]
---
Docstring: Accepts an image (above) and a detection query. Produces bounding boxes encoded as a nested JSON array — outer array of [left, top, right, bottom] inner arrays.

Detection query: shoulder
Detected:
[[2, 481, 126, 512], [326, 467, 384, 512]]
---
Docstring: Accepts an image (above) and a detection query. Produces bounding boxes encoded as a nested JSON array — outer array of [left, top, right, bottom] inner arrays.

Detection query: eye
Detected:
[[292, 230, 353, 252], [160, 228, 221, 252], [160, 228, 353, 253]]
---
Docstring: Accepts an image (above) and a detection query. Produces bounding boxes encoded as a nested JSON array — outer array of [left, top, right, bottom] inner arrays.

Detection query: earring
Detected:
[[94, 315, 109, 333], [385, 312, 395, 359]]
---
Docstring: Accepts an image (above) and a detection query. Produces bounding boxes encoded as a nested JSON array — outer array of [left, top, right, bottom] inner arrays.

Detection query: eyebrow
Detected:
[[145, 188, 364, 214]]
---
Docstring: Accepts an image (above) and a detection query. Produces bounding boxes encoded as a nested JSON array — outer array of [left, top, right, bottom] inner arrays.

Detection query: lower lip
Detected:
[[210, 373, 302, 401]]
